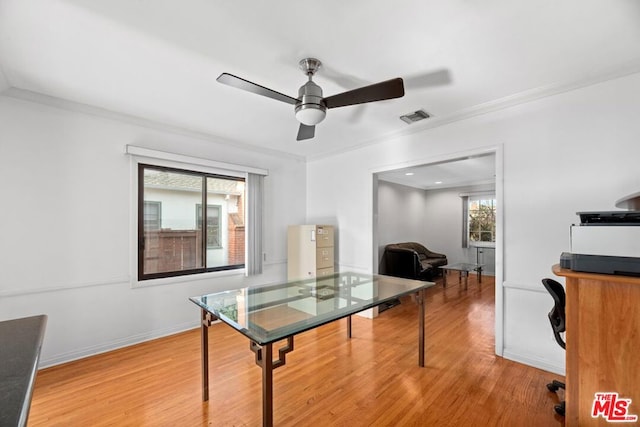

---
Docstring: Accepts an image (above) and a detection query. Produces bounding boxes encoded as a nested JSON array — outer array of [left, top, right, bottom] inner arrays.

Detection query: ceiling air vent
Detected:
[[400, 109, 430, 124]]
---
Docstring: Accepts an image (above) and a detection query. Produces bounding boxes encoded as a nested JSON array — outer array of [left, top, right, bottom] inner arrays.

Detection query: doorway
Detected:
[[372, 147, 504, 355]]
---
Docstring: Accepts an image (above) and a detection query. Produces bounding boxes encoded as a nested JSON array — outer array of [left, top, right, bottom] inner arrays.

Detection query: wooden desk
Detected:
[[553, 265, 640, 426]]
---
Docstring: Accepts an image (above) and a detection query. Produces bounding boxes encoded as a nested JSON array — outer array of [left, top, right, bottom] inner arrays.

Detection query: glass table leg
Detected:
[[200, 309, 216, 402], [261, 343, 274, 427], [249, 337, 294, 427]]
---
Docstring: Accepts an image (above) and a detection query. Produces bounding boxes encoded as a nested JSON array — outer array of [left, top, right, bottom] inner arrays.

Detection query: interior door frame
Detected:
[[371, 144, 504, 356]]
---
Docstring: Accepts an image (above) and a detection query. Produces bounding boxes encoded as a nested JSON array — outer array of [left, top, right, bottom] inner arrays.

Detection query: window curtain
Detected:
[[246, 173, 264, 275], [461, 195, 469, 248]]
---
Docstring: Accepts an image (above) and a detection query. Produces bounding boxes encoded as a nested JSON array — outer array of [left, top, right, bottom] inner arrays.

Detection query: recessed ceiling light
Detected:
[[435, 181, 443, 184], [405, 172, 414, 176]]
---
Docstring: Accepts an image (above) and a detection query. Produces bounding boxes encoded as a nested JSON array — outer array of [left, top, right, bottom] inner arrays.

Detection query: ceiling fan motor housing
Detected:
[[295, 80, 326, 125]]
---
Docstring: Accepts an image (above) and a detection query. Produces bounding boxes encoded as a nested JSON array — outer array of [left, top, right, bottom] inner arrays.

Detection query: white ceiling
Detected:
[[377, 153, 495, 190], [1, 0, 640, 160]]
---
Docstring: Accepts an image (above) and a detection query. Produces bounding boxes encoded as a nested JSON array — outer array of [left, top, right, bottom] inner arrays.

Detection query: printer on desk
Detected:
[[561, 192, 640, 276]]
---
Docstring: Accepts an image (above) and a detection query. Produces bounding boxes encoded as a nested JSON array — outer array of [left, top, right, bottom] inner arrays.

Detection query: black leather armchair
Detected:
[[383, 242, 447, 280]]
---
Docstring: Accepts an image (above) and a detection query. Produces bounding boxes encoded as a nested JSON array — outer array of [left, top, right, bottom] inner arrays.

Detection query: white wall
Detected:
[[0, 94, 306, 366], [376, 180, 430, 264], [0, 73, 8, 94], [307, 72, 640, 374]]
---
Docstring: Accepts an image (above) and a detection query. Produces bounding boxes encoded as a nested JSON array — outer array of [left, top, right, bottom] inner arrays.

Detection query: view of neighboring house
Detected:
[[141, 166, 246, 276]]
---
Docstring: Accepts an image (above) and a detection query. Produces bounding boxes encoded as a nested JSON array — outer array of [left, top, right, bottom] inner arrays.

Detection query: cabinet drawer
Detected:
[[316, 267, 335, 277], [315, 226, 334, 248], [316, 247, 334, 269]]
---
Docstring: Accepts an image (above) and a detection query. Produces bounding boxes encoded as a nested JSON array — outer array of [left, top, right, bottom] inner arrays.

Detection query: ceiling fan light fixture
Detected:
[[295, 104, 326, 125], [295, 79, 326, 125]]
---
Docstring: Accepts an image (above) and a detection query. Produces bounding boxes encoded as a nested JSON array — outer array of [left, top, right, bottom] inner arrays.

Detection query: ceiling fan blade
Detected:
[[296, 124, 315, 141], [324, 78, 404, 109], [217, 73, 298, 105]]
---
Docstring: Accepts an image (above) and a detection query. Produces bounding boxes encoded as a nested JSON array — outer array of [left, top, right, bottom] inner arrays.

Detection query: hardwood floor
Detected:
[[29, 275, 565, 426]]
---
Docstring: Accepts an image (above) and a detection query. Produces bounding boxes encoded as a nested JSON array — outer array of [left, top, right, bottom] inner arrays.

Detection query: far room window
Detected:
[[138, 164, 246, 280], [468, 196, 496, 243]]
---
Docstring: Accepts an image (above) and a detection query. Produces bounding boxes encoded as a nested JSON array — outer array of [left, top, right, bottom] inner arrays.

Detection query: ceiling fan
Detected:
[[217, 58, 405, 141]]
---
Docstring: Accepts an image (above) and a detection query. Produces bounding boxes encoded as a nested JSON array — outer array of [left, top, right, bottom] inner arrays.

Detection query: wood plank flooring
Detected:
[[28, 275, 566, 426]]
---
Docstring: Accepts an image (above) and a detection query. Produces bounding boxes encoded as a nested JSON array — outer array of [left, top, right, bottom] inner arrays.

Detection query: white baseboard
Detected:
[[502, 348, 565, 376], [39, 320, 199, 368]]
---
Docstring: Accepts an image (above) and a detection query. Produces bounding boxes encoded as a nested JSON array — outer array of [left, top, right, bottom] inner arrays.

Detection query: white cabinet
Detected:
[[287, 225, 335, 280]]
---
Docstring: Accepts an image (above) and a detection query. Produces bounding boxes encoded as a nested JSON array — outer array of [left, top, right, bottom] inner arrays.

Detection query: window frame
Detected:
[[467, 195, 496, 245], [137, 163, 245, 281]]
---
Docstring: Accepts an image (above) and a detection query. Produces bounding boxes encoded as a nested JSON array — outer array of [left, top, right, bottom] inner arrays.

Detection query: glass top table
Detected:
[[190, 272, 434, 427], [439, 263, 484, 289]]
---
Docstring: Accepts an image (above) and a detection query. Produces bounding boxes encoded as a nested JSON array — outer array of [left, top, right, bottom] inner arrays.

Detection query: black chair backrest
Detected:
[[542, 278, 566, 349]]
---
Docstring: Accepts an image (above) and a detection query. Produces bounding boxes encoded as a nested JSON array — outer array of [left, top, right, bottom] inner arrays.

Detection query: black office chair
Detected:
[[542, 278, 566, 417]]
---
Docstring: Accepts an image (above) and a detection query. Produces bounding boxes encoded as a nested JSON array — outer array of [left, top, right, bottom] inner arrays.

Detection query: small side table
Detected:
[[440, 263, 484, 289]]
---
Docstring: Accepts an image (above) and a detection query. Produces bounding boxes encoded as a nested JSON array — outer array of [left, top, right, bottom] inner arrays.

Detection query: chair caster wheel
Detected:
[[547, 382, 558, 392], [554, 401, 565, 416]]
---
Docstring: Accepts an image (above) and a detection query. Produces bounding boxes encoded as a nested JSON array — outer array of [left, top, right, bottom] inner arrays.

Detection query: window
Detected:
[[143, 201, 161, 230], [138, 164, 246, 280], [467, 196, 496, 243], [196, 204, 221, 248]]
